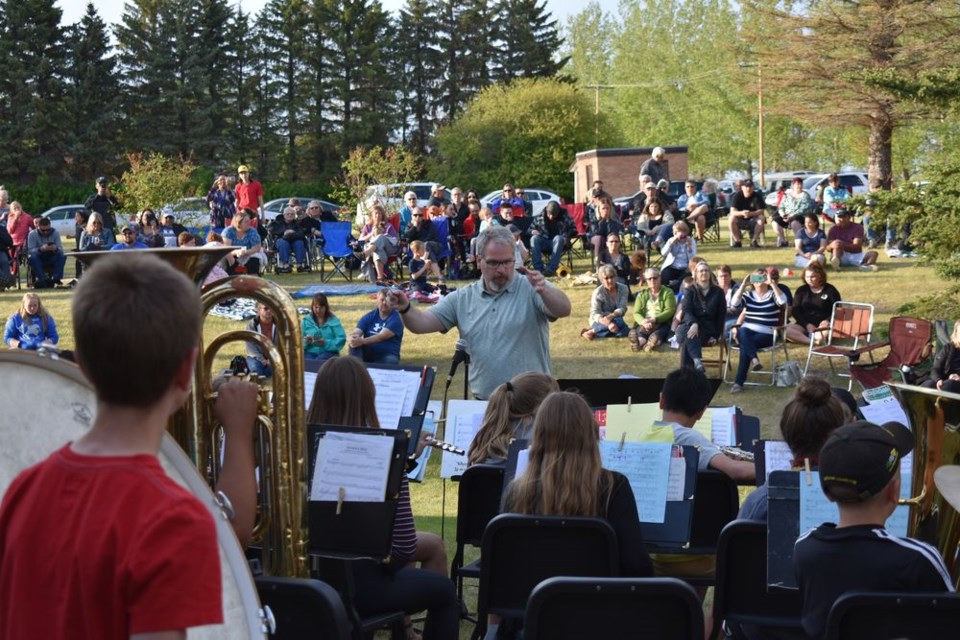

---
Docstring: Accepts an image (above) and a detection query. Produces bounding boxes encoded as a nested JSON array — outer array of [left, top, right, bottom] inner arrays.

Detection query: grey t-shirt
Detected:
[[429, 275, 556, 399], [669, 422, 721, 471]]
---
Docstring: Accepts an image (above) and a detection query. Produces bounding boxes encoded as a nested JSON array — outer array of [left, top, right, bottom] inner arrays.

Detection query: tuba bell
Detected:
[[887, 381, 960, 589], [72, 248, 309, 578]]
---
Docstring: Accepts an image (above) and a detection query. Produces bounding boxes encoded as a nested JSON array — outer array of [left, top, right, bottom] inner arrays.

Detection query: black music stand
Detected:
[[558, 377, 722, 408], [305, 424, 409, 559]]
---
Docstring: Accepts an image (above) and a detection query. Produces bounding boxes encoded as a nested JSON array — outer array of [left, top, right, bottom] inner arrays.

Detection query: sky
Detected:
[[60, 0, 618, 28]]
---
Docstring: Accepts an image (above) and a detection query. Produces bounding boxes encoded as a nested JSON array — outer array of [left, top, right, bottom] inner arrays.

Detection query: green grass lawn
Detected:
[[2, 229, 951, 637]]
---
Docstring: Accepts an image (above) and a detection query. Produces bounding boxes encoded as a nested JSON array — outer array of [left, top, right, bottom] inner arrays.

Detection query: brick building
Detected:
[[570, 146, 689, 202]]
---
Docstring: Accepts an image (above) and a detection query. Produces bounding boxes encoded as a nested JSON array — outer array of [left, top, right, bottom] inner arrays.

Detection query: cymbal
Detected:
[[934, 465, 960, 512]]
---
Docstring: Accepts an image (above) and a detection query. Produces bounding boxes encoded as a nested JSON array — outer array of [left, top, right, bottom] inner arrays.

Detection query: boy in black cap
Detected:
[[794, 420, 953, 639]]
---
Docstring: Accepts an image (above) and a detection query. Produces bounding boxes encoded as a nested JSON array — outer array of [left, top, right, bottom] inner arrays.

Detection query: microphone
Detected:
[[446, 339, 470, 384]]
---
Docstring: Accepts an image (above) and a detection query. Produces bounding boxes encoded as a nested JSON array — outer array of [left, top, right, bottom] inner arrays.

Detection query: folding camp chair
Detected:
[[849, 316, 933, 390], [803, 301, 875, 390], [723, 307, 791, 386], [319, 221, 355, 282]]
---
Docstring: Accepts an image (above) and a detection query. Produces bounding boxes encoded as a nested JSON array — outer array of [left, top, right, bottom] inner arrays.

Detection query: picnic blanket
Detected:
[[292, 283, 382, 298]]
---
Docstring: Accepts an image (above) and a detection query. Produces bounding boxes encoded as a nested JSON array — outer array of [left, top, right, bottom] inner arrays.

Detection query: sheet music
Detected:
[[603, 402, 661, 441], [303, 371, 318, 410], [310, 432, 393, 502], [859, 390, 911, 428], [440, 399, 488, 478], [599, 440, 672, 523], [515, 448, 530, 479], [798, 469, 909, 536], [707, 406, 737, 446], [367, 368, 416, 429], [667, 457, 686, 501], [764, 440, 794, 479], [691, 408, 713, 441]]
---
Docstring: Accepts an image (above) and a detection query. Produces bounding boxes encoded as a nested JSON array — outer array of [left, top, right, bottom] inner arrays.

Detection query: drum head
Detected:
[[0, 351, 264, 639]]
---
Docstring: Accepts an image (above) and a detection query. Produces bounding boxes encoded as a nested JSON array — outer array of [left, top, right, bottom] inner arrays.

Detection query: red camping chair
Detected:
[[849, 316, 934, 390]]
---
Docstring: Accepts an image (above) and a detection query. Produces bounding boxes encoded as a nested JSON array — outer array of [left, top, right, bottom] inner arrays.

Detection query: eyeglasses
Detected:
[[122, 230, 134, 236], [483, 258, 514, 269]]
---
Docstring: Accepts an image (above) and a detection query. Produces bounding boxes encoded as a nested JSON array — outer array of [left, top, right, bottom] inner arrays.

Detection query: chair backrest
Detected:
[[456, 464, 505, 547], [430, 216, 451, 259], [687, 470, 740, 552], [563, 203, 588, 235], [887, 316, 934, 366], [824, 591, 960, 640], [712, 520, 802, 639], [320, 221, 353, 257], [255, 576, 352, 640], [478, 514, 619, 621], [524, 576, 704, 640], [827, 301, 874, 345]]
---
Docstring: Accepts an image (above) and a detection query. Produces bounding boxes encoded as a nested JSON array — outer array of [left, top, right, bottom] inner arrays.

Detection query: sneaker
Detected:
[[668, 336, 680, 349], [731, 383, 744, 394], [693, 358, 705, 373], [885, 247, 901, 258], [297, 263, 310, 272], [731, 241, 742, 248], [750, 239, 761, 249], [776, 239, 790, 248], [751, 357, 763, 371], [859, 263, 879, 272], [829, 253, 840, 270]]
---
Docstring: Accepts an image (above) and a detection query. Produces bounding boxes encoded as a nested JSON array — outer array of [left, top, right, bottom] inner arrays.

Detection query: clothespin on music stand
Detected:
[[804, 458, 812, 486], [619, 431, 626, 452], [627, 396, 632, 412], [336, 487, 345, 515]]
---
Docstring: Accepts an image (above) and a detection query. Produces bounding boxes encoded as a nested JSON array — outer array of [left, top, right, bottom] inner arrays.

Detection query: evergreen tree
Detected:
[[259, 0, 312, 181], [317, 0, 398, 157], [64, 2, 121, 181], [490, 0, 566, 83], [435, 0, 497, 125], [0, 0, 68, 181], [194, 0, 240, 169], [397, 0, 443, 154]]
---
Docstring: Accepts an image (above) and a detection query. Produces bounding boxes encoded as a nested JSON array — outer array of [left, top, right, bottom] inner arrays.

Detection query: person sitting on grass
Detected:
[[4, 292, 58, 350], [794, 420, 954, 639], [466, 372, 558, 466], [582, 264, 629, 340], [407, 240, 442, 294], [825, 208, 879, 271], [348, 287, 403, 365], [245, 302, 277, 378], [659, 220, 697, 292], [302, 293, 346, 364], [628, 267, 676, 353]]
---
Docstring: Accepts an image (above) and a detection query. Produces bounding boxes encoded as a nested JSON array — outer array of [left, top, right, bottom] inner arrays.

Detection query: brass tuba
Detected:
[[72, 248, 309, 578], [887, 382, 960, 589]]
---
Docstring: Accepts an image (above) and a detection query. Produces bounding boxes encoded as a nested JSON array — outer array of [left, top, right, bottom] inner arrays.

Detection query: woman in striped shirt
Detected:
[[729, 267, 788, 393]]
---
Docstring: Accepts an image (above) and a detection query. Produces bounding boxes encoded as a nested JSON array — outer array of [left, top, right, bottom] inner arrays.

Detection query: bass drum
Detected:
[[0, 351, 267, 639]]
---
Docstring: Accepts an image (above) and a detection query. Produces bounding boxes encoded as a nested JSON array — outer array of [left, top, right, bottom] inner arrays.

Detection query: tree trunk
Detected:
[[868, 111, 894, 191]]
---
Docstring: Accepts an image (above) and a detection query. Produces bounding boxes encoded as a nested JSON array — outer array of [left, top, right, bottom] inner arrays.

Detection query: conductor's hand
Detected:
[[214, 378, 258, 440], [388, 288, 410, 312], [519, 266, 546, 292]]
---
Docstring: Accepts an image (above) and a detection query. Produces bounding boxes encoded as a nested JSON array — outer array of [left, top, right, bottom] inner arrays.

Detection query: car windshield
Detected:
[[803, 176, 825, 190]]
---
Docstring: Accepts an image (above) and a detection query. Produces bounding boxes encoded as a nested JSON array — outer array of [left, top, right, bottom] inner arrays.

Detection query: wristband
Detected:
[[399, 303, 411, 315]]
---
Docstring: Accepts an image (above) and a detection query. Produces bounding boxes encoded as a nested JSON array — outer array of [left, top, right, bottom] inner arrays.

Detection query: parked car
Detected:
[[39, 204, 86, 239], [613, 180, 726, 216], [159, 197, 208, 234], [802, 172, 870, 201], [364, 182, 435, 211], [263, 197, 341, 221], [760, 171, 817, 207], [479, 188, 561, 217]]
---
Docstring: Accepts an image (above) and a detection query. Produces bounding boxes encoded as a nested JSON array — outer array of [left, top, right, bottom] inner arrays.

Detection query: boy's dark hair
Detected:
[[73, 253, 201, 406], [661, 367, 711, 417]]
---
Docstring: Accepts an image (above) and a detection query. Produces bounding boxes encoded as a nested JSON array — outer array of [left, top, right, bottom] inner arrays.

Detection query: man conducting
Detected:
[[390, 226, 571, 399]]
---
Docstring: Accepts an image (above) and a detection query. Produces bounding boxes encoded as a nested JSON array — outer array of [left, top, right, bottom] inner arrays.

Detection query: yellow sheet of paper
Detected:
[[691, 408, 713, 441], [604, 403, 674, 443]]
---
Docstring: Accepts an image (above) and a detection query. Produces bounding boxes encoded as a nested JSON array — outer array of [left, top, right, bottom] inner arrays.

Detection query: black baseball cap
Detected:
[[819, 420, 913, 503], [96, 176, 108, 186]]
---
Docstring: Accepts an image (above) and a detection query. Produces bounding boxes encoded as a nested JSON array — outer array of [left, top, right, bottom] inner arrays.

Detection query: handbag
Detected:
[[775, 360, 803, 387]]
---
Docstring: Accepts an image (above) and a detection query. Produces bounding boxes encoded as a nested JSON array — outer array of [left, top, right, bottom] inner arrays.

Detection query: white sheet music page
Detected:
[[709, 406, 737, 446], [310, 432, 393, 502], [859, 386, 911, 428], [763, 441, 794, 479], [303, 371, 318, 410], [440, 399, 489, 478]]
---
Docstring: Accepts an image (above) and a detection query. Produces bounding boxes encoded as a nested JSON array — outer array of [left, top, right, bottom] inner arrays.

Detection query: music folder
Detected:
[[306, 424, 409, 559]]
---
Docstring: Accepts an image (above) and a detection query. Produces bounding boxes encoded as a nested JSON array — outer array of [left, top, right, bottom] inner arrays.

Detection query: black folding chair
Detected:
[[450, 464, 505, 617], [654, 470, 740, 588], [525, 576, 703, 640], [710, 520, 804, 640], [312, 557, 406, 640], [824, 591, 960, 640], [472, 514, 619, 640], [255, 576, 352, 640]]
